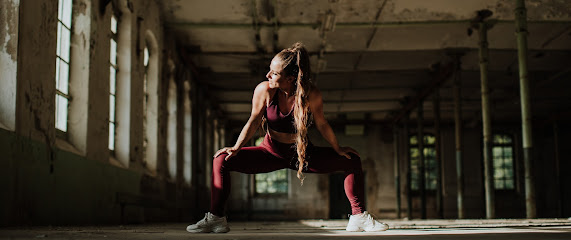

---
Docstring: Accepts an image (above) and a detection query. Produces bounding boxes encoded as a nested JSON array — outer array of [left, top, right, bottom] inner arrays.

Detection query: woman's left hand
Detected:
[[335, 146, 360, 159]]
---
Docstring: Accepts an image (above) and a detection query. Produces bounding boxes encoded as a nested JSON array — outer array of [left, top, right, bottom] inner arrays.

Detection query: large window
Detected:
[[108, 14, 118, 151], [492, 134, 515, 190], [55, 0, 73, 134], [409, 134, 437, 191], [254, 137, 288, 195]]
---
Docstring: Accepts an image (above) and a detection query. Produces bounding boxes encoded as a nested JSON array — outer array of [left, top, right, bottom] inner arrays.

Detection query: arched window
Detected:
[[492, 134, 515, 190], [166, 61, 177, 181], [254, 137, 288, 195], [183, 80, 192, 185], [409, 134, 437, 191], [108, 13, 118, 151], [55, 0, 73, 136], [109, 1, 132, 167], [143, 30, 159, 173]]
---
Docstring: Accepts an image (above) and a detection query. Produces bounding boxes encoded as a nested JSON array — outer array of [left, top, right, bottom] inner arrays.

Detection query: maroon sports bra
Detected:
[[265, 89, 296, 133]]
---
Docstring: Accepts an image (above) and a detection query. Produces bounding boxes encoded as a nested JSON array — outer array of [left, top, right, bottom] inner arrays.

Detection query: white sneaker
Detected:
[[346, 211, 389, 232], [186, 212, 230, 233]]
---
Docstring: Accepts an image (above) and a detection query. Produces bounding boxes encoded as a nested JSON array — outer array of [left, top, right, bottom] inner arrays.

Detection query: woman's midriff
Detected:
[[268, 128, 296, 144]]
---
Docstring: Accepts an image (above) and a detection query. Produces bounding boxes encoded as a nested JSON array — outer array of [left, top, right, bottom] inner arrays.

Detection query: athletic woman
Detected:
[[187, 42, 388, 233]]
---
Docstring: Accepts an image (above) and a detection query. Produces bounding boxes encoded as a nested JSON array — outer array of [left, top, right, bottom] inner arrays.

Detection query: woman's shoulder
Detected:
[[308, 85, 322, 100]]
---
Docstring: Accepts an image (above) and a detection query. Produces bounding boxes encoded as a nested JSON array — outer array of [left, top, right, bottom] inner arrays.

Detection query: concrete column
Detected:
[[393, 125, 401, 219], [479, 21, 495, 219], [433, 90, 443, 219], [515, 0, 536, 219], [405, 114, 412, 219], [16, 0, 57, 143], [553, 122, 562, 217], [417, 103, 426, 219], [453, 57, 465, 219]]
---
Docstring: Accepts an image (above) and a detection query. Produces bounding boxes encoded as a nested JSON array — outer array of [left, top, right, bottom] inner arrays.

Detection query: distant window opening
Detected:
[[55, 0, 73, 135], [254, 137, 288, 195], [492, 134, 515, 190], [409, 134, 437, 191], [108, 14, 118, 151]]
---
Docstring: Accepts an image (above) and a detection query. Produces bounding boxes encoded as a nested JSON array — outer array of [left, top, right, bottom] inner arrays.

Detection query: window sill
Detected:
[[55, 137, 84, 157], [109, 155, 128, 169], [0, 121, 12, 131]]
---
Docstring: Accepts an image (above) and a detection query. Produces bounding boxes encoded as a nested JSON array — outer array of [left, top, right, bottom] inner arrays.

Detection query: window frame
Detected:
[[491, 133, 516, 191], [55, 0, 74, 138], [409, 133, 438, 192], [108, 13, 119, 153]]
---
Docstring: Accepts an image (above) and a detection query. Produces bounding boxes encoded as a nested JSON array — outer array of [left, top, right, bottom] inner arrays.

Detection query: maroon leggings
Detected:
[[211, 134, 365, 216]]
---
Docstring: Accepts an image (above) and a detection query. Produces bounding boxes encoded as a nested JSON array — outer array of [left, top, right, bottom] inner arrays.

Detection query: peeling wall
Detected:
[[0, 0, 19, 131], [1, 0, 202, 225]]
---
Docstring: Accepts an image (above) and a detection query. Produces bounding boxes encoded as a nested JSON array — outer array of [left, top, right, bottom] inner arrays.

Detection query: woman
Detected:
[[187, 42, 388, 233]]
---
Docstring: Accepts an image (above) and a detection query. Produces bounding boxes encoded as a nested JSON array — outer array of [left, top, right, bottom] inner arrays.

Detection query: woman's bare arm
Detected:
[[214, 82, 270, 159], [309, 88, 359, 158]]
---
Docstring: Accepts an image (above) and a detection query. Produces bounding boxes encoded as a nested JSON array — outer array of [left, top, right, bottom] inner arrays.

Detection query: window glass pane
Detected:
[[110, 39, 117, 65], [56, 23, 62, 57], [60, 27, 71, 62], [109, 122, 115, 150], [109, 95, 115, 122], [493, 147, 502, 159], [62, 0, 72, 27], [503, 135, 512, 144], [58, 61, 69, 94], [111, 15, 117, 34], [505, 180, 514, 189], [495, 180, 503, 189], [109, 66, 116, 94], [255, 169, 288, 194], [144, 47, 149, 67], [504, 147, 512, 159], [58, 0, 64, 20], [55, 59, 61, 89], [55, 95, 68, 131], [410, 135, 417, 145], [425, 135, 435, 145]]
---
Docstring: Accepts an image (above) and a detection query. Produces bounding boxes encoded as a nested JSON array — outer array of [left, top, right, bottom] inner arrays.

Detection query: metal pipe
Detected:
[[479, 21, 495, 219], [166, 20, 571, 29], [405, 114, 412, 220], [433, 89, 443, 219], [394, 124, 402, 219], [417, 103, 426, 219], [515, 0, 536, 219], [453, 57, 465, 219]]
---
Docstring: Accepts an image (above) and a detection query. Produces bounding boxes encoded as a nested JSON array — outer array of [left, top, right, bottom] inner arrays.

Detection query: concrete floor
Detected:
[[1, 219, 570, 240]]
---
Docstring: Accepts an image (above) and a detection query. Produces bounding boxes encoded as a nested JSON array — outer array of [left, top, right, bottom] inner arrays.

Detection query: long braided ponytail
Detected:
[[276, 42, 312, 184]]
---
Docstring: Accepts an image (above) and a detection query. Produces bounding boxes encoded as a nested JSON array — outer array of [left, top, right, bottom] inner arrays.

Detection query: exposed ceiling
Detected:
[[162, 0, 571, 123]]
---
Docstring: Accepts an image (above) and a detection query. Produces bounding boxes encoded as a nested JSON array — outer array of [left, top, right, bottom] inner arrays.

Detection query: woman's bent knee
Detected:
[[213, 153, 230, 169]]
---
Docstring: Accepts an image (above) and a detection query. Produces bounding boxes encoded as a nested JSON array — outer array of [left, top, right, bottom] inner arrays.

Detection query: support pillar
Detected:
[[417, 103, 426, 219], [394, 124, 402, 219], [453, 56, 465, 219], [405, 114, 412, 220], [515, 0, 536, 219], [433, 90, 443, 219], [479, 21, 495, 219]]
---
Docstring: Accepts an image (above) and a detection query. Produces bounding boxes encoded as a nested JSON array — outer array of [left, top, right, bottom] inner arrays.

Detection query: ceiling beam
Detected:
[[166, 20, 571, 29], [388, 62, 455, 123]]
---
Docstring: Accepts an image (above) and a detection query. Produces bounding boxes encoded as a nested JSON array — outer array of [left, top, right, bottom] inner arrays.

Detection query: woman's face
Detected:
[[266, 57, 293, 89]]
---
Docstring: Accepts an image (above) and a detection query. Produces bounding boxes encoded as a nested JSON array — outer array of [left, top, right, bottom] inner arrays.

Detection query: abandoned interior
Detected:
[[1, 0, 571, 228]]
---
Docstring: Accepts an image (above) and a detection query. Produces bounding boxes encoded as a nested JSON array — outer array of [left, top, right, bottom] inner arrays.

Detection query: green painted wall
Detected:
[[0, 128, 146, 225]]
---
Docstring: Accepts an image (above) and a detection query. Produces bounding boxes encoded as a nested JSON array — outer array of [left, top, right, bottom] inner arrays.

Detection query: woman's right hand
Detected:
[[214, 147, 241, 160]]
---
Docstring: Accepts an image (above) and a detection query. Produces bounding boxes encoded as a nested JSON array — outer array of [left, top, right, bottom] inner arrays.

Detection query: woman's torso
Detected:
[[265, 88, 297, 144]]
